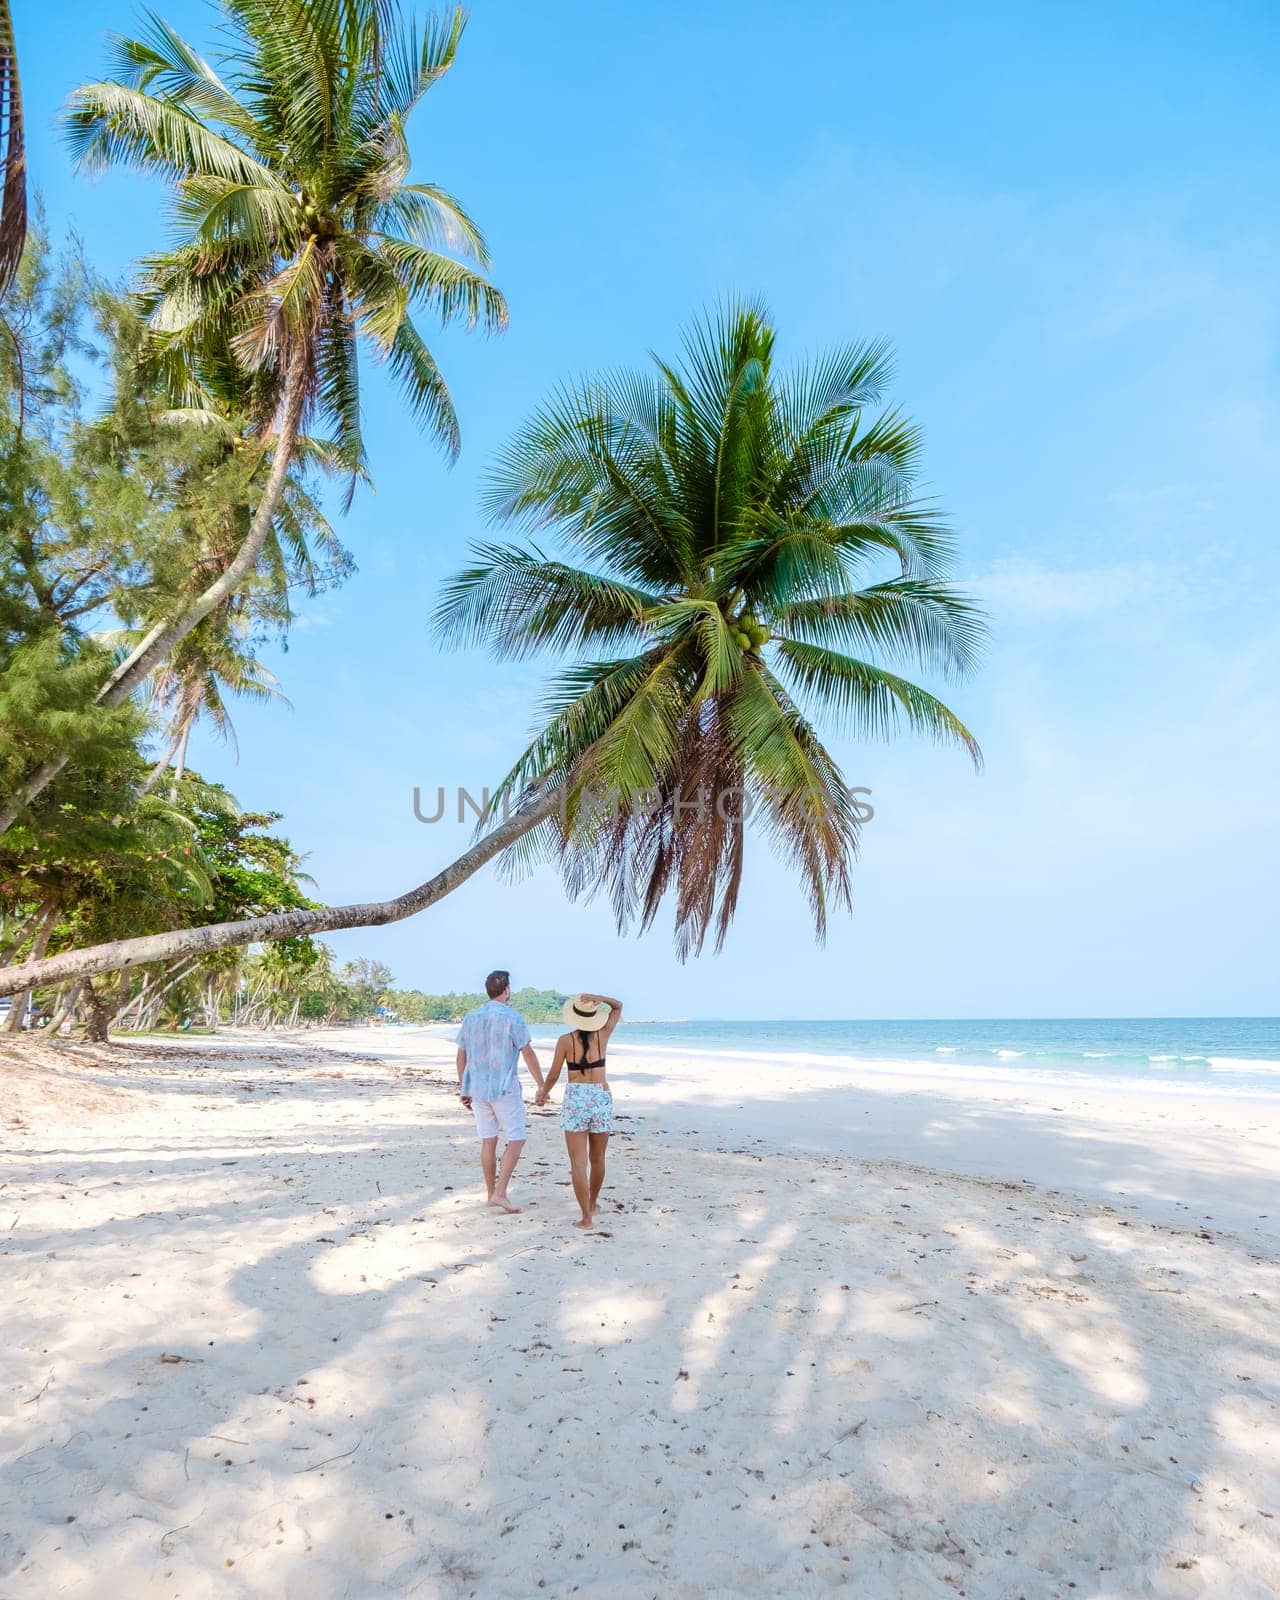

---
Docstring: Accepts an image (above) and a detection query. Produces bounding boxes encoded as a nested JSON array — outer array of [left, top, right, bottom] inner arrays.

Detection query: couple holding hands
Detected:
[[455, 971, 621, 1230]]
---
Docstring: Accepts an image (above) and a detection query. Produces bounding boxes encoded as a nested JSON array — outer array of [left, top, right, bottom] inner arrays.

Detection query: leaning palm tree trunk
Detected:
[[40, 979, 82, 1036], [0, 348, 308, 835], [0, 787, 561, 997], [113, 972, 154, 1028], [139, 728, 185, 797], [112, 957, 200, 1027], [0, 0, 26, 295]]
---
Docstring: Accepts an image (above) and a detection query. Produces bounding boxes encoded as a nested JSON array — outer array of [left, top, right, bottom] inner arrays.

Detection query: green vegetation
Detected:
[[391, 987, 570, 1025], [0, 221, 344, 1035], [103, 949, 568, 1033]]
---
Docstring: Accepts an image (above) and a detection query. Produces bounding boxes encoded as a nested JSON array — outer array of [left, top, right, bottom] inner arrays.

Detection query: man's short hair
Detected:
[[484, 970, 511, 999]]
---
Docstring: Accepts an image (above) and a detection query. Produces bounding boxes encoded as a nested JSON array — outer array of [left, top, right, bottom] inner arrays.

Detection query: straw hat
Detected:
[[562, 994, 609, 1031]]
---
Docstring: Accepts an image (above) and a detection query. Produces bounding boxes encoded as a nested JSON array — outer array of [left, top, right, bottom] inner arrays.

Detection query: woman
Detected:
[[537, 992, 622, 1229]]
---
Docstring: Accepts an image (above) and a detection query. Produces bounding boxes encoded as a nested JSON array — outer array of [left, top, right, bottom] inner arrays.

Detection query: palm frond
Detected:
[[173, 176, 300, 267], [374, 236, 507, 332], [774, 579, 987, 677], [772, 637, 982, 765], [373, 182, 490, 265], [379, 5, 465, 120], [433, 543, 657, 657], [65, 81, 275, 185], [387, 315, 459, 459], [106, 13, 262, 143]]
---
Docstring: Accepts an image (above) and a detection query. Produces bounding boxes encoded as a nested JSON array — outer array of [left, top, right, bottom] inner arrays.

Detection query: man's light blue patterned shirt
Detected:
[[457, 1000, 531, 1102]]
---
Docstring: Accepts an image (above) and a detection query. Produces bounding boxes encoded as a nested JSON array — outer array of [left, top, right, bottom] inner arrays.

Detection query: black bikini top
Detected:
[[567, 1027, 606, 1072]]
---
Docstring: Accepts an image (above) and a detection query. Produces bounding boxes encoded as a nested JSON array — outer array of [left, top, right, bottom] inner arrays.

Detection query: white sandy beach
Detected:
[[2, 1025, 1278, 1599]]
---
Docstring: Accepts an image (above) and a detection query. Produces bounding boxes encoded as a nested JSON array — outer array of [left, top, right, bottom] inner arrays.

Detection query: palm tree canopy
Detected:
[[436, 301, 986, 957], [65, 0, 505, 477]]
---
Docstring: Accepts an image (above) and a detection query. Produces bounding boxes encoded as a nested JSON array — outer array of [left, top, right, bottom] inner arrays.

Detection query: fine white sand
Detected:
[[577, 1030, 1280, 1249], [2, 1025, 1277, 1599]]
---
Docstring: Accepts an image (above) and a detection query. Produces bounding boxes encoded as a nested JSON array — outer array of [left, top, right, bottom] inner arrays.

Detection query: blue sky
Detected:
[[19, 0, 1280, 1018]]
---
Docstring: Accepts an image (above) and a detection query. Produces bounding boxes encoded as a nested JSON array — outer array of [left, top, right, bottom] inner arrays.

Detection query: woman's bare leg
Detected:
[[587, 1131, 610, 1215], [565, 1132, 592, 1228]]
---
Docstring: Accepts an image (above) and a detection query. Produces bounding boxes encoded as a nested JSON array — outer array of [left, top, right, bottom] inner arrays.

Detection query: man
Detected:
[[456, 970, 545, 1214]]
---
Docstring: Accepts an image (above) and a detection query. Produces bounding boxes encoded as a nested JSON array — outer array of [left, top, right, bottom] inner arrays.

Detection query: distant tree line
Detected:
[[389, 986, 570, 1025], [91, 950, 570, 1034]]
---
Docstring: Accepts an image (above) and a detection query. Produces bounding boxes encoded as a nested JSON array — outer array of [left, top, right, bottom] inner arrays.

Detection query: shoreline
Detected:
[[551, 1037, 1280, 1096], [396, 1020, 1280, 1094]]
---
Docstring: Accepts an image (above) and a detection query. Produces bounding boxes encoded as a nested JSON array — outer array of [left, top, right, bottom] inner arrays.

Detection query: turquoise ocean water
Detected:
[[526, 1017, 1280, 1095]]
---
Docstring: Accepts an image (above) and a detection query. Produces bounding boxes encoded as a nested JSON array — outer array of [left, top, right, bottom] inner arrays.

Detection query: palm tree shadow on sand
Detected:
[[4, 1053, 1276, 1595]]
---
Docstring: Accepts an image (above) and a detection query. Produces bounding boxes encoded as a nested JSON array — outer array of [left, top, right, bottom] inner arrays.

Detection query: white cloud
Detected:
[[967, 557, 1180, 624], [1105, 484, 1196, 505]]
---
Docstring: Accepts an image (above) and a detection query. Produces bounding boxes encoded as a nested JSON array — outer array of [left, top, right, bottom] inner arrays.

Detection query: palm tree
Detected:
[[0, 0, 503, 833], [0, 303, 984, 995], [436, 300, 984, 953]]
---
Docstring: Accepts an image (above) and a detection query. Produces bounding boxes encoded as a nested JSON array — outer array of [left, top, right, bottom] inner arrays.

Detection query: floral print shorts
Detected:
[[560, 1081, 614, 1134]]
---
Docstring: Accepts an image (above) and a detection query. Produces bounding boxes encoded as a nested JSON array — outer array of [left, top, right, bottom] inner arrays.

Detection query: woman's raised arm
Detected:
[[588, 994, 623, 1044]]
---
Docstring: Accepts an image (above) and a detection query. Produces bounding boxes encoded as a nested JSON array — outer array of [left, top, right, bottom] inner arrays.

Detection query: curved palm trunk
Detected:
[[138, 713, 194, 798], [171, 718, 192, 786], [0, 785, 561, 997], [40, 979, 81, 1036], [0, 346, 309, 835], [112, 956, 199, 1027], [139, 726, 184, 796], [0, 0, 27, 296]]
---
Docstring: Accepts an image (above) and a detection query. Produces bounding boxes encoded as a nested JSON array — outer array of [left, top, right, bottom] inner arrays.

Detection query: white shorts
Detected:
[[471, 1087, 527, 1142]]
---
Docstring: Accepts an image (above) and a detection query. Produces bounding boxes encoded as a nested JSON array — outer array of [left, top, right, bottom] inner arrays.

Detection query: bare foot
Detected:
[[572, 1216, 594, 1230], [488, 1194, 520, 1214]]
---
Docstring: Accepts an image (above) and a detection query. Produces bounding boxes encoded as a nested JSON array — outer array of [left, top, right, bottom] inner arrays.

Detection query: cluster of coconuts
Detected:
[[295, 190, 326, 235], [732, 615, 772, 651]]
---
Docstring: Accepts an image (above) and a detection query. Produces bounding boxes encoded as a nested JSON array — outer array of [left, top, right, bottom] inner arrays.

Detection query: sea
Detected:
[[525, 1016, 1280, 1095]]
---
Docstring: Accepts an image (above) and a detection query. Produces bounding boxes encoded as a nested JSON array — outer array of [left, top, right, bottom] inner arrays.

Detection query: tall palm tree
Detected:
[[0, 304, 985, 995], [0, 0, 503, 834]]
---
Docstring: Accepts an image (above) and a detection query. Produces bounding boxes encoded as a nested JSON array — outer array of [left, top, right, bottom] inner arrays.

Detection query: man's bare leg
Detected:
[[489, 1137, 525, 1213], [587, 1131, 610, 1217], [565, 1132, 592, 1228], [479, 1136, 498, 1200]]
